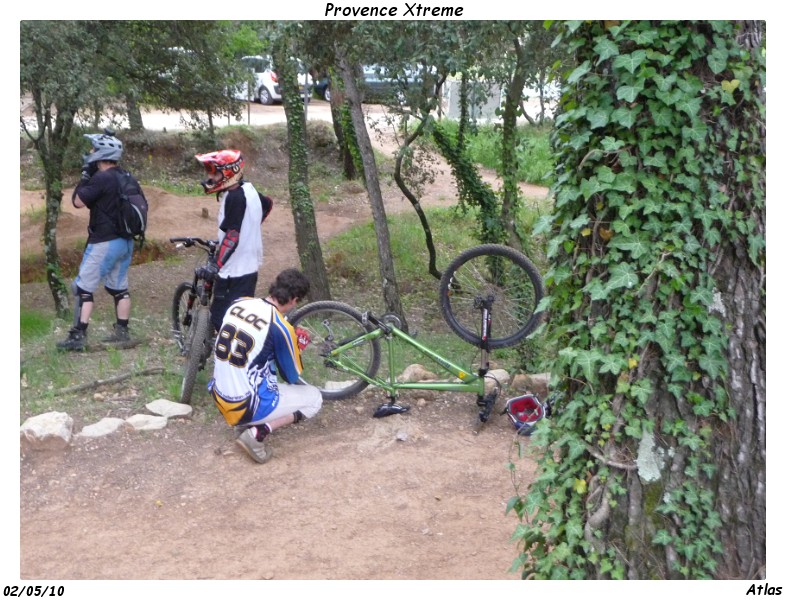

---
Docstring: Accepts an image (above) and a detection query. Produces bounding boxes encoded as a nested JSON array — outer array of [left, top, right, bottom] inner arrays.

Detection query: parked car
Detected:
[[233, 55, 311, 105], [311, 65, 411, 104], [314, 75, 331, 101]]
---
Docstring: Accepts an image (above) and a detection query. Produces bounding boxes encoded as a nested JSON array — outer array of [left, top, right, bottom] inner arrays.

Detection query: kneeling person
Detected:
[[208, 269, 322, 464]]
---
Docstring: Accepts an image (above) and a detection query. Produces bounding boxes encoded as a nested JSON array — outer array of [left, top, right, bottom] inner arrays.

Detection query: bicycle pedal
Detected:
[[373, 402, 410, 418]]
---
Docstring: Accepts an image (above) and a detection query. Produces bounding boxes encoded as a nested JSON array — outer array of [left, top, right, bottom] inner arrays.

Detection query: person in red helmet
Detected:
[[194, 150, 273, 331]]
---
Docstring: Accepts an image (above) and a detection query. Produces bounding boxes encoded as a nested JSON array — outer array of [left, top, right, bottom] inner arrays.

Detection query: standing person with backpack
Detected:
[[194, 150, 273, 331], [57, 129, 146, 351]]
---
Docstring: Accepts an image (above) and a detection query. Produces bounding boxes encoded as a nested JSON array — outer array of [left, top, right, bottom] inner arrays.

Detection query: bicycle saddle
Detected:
[[373, 402, 411, 418]]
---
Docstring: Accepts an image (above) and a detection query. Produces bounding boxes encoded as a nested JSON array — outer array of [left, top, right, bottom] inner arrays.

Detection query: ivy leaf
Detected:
[[688, 287, 713, 307], [613, 49, 647, 74], [707, 47, 729, 74], [565, 518, 584, 543], [630, 378, 653, 405], [575, 349, 602, 381], [681, 121, 708, 142], [617, 83, 644, 103], [600, 136, 626, 152], [721, 79, 740, 93], [594, 38, 619, 62], [586, 108, 611, 129], [610, 233, 649, 259], [699, 353, 725, 380], [599, 354, 627, 375], [532, 214, 554, 236], [567, 60, 592, 84], [606, 263, 639, 291], [611, 106, 639, 128], [651, 108, 673, 128], [643, 151, 668, 169], [652, 529, 673, 545], [676, 96, 702, 118], [579, 177, 602, 199]]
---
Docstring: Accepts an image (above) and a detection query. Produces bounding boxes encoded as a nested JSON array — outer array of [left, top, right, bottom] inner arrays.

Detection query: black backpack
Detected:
[[113, 170, 148, 246]]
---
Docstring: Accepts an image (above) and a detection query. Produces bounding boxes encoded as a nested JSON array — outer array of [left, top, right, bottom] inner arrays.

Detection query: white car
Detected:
[[234, 55, 310, 105]]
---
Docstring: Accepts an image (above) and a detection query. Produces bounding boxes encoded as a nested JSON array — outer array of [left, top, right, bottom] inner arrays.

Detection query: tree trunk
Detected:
[[512, 20, 766, 580], [126, 94, 144, 132], [272, 48, 332, 302], [392, 116, 441, 280], [335, 44, 408, 330], [498, 36, 527, 252], [43, 185, 71, 318], [712, 237, 766, 577]]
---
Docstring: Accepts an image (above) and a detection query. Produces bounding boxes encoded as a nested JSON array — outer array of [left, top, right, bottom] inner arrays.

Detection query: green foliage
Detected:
[[512, 20, 765, 579], [20, 308, 51, 340], [436, 120, 555, 187]]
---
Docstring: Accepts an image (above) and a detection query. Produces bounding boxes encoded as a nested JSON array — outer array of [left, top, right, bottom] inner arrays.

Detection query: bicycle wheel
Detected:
[[180, 306, 211, 405], [172, 282, 196, 354], [439, 244, 544, 349], [288, 301, 381, 400]]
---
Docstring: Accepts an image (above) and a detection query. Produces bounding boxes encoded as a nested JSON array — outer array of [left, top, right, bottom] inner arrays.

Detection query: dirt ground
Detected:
[[18, 110, 551, 585]]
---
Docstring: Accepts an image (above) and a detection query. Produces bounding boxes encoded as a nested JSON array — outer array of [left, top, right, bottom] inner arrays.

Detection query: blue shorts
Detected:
[[75, 238, 134, 292]]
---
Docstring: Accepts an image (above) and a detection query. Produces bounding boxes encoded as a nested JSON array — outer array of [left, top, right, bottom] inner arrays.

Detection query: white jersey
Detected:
[[216, 181, 263, 278]]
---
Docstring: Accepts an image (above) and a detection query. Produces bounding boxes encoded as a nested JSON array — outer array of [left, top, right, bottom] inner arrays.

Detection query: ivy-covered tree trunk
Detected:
[[271, 47, 332, 302], [498, 34, 527, 252], [513, 20, 765, 580]]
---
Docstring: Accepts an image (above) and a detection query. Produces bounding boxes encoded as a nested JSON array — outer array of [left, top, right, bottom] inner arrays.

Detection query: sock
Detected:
[[117, 319, 129, 327], [254, 424, 272, 441], [76, 322, 88, 332]]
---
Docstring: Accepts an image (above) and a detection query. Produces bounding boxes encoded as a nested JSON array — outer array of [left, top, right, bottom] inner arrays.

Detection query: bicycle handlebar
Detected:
[[169, 237, 218, 252]]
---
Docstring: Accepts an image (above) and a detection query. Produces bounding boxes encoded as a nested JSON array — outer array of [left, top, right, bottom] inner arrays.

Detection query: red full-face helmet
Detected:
[[505, 394, 545, 436], [195, 149, 245, 194]]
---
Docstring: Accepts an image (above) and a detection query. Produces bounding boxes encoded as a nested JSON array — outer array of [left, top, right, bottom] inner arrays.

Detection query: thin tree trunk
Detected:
[[335, 44, 408, 330], [498, 35, 527, 251]]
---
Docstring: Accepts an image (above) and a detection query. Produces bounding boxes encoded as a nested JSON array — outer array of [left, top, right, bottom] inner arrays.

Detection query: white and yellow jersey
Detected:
[[209, 297, 302, 426]]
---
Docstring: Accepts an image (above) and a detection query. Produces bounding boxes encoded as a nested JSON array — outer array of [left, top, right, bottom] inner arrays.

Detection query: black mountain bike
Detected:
[[170, 237, 218, 405]]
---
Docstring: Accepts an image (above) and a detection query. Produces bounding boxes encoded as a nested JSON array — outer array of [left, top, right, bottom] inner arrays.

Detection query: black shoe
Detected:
[[102, 323, 131, 344], [57, 327, 87, 351]]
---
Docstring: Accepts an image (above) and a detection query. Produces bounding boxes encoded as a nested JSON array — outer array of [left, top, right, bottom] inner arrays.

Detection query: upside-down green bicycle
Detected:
[[288, 244, 552, 431]]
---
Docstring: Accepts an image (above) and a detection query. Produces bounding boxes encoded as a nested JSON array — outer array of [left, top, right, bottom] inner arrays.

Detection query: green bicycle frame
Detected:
[[324, 322, 487, 398]]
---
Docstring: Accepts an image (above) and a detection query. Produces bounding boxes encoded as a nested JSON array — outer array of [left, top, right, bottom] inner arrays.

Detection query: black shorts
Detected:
[[210, 272, 259, 331]]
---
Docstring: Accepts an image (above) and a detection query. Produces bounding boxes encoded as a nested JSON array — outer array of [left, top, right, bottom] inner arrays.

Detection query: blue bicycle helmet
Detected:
[[83, 129, 123, 164]]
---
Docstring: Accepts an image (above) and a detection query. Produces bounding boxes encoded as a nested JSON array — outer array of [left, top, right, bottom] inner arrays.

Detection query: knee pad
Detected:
[[75, 285, 94, 304], [105, 287, 130, 308]]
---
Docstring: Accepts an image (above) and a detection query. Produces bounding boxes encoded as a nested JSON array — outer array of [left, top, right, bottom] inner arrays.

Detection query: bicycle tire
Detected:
[[179, 306, 211, 405], [172, 282, 196, 354], [288, 301, 382, 401], [439, 244, 544, 349]]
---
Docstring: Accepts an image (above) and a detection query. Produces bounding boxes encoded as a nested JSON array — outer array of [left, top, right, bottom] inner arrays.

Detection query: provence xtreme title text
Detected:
[[324, 2, 464, 17]]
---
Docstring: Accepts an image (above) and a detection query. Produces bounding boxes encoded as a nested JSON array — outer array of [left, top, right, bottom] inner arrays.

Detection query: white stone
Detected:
[[484, 369, 510, 393], [20, 411, 74, 449], [146, 399, 193, 418], [125, 414, 168, 431], [77, 418, 127, 438], [398, 364, 438, 383], [510, 372, 551, 398]]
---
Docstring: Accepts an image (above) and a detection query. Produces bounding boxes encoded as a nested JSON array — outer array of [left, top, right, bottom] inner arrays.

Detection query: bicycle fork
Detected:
[[476, 295, 498, 424]]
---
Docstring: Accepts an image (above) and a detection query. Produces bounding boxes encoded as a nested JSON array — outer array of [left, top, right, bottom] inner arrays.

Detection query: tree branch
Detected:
[[55, 367, 165, 396]]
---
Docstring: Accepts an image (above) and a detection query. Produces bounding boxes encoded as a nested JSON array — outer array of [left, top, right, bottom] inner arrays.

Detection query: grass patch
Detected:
[[20, 308, 51, 340], [434, 120, 554, 187]]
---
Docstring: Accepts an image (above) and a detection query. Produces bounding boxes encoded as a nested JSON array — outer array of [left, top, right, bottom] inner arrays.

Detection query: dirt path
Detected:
[[19, 128, 550, 582]]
